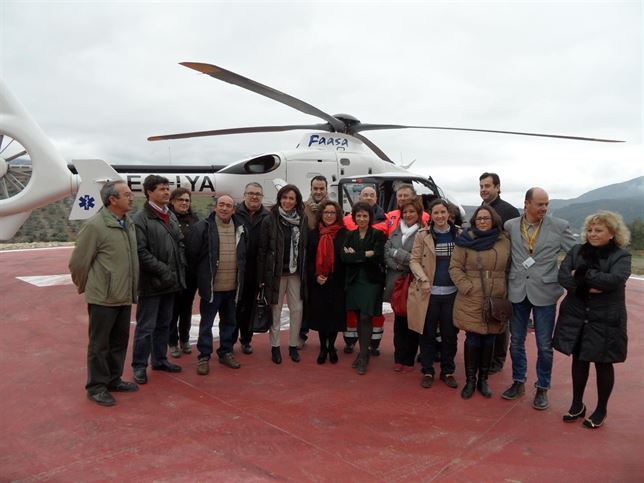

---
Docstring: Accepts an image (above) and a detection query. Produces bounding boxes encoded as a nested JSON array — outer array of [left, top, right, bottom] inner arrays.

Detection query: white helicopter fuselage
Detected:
[[119, 133, 411, 203]]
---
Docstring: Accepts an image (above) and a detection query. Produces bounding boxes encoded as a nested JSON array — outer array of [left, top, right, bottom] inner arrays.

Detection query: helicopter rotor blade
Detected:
[[352, 133, 393, 163], [5, 150, 28, 162], [148, 123, 332, 142], [180, 62, 346, 132], [352, 124, 624, 143]]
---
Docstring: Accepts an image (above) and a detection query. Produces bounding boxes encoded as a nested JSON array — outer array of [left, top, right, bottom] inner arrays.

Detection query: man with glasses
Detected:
[[232, 183, 270, 355], [501, 187, 575, 410], [70, 180, 140, 406], [478, 172, 520, 374]]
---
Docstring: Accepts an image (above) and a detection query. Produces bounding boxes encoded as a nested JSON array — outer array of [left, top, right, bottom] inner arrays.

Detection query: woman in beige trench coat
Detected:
[[449, 206, 511, 400], [408, 199, 461, 389]]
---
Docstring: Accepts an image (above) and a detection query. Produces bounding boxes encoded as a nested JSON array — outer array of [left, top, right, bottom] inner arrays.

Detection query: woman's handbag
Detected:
[[482, 296, 513, 323], [476, 255, 513, 325], [250, 286, 273, 333], [391, 272, 413, 317]]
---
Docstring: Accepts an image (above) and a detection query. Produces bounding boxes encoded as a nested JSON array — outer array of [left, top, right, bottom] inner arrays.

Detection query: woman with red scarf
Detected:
[[305, 200, 348, 364]]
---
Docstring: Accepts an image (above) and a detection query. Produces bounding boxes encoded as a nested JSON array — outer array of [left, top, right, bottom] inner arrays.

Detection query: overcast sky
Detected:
[[0, 0, 641, 207]]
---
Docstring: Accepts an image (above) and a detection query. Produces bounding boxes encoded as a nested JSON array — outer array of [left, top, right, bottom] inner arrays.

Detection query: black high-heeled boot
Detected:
[[477, 343, 493, 398], [461, 343, 478, 400]]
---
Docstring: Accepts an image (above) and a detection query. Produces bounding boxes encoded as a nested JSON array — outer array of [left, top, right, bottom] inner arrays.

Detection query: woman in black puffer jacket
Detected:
[[554, 211, 632, 429]]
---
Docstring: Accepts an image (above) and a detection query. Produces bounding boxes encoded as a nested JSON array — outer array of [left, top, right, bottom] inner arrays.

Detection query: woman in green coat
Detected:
[[341, 201, 386, 375]]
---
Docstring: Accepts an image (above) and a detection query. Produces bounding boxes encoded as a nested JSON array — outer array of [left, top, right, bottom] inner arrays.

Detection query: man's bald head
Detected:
[[215, 194, 235, 223], [524, 187, 549, 223], [359, 186, 377, 207]]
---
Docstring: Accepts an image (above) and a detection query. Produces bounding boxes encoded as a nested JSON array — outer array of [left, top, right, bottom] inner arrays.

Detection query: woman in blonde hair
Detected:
[[554, 211, 631, 429]]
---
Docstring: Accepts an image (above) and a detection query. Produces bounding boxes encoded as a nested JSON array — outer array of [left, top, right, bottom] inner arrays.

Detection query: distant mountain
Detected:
[[463, 176, 643, 233], [549, 176, 644, 211]]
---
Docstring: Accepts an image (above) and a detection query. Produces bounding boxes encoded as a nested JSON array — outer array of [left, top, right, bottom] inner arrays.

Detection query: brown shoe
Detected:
[[197, 358, 210, 376], [421, 374, 434, 388], [219, 352, 241, 369]]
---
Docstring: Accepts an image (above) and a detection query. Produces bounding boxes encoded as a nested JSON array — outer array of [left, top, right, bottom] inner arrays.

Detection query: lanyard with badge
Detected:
[[520, 216, 542, 269]]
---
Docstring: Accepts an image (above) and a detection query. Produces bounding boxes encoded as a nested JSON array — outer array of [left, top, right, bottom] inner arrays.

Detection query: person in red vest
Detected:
[[386, 184, 430, 236], [342, 185, 389, 355]]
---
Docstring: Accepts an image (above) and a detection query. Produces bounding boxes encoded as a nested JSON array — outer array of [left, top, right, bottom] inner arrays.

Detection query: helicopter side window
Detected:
[[218, 155, 280, 175]]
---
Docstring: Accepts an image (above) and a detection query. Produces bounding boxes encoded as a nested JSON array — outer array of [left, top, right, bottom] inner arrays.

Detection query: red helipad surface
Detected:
[[1, 246, 643, 482]]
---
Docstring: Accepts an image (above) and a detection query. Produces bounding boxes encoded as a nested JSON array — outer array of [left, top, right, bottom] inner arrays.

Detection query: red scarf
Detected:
[[316, 222, 343, 277]]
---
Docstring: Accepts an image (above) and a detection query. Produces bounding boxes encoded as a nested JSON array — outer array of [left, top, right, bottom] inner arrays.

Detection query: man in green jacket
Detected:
[[69, 180, 140, 407]]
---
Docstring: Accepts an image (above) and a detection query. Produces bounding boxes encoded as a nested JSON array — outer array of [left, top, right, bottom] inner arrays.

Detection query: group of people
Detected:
[[69, 172, 631, 430]]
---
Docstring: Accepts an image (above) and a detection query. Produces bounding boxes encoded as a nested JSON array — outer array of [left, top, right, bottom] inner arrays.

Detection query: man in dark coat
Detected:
[[131, 175, 186, 385], [479, 172, 520, 373], [232, 182, 270, 355], [186, 195, 247, 375]]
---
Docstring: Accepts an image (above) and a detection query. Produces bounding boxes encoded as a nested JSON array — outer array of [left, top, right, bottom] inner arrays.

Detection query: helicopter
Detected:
[[0, 62, 623, 240]]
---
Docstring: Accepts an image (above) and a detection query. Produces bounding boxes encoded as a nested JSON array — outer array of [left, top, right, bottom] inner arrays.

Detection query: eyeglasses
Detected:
[[175, 198, 191, 203], [322, 211, 337, 216], [475, 217, 492, 222], [245, 192, 264, 198]]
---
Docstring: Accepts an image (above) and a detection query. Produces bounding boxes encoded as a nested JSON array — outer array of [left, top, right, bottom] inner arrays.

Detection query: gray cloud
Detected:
[[1, 0, 641, 207]]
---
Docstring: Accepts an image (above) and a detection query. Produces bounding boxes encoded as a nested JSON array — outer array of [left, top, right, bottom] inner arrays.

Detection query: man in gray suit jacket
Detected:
[[501, 187, 576, 410]]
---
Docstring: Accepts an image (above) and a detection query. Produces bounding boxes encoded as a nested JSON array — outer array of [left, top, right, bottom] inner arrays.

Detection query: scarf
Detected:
[[455, 227, 501, 251], [278, 207, 301, 274], [316, 222, 343, 276], [399, 220, 419, 245], [149, 203, 169, 225]]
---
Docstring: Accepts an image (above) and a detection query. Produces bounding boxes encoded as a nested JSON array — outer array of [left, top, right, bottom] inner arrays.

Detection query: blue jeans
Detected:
[[132, 294, 176, 370], [197, 290, 237, 360], [509, 298, 556, 389]]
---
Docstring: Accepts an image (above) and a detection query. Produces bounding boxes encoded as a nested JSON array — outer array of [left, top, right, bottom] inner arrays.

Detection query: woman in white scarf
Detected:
[[258, 185, 308, 364], [384, 199, 424, 372]]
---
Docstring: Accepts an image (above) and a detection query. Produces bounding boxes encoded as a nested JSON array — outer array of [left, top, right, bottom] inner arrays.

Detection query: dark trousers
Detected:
[[132, 294, 176, 370], [491, 327, 509, 368], [232, 283, 256, 346], [197, 290, 237, 360], [86, 304, 131, 395], [419, 293, 458, 376], [169, 281, 197, 347], [465, 331, 496, 348], [393, 315, 419, 366]]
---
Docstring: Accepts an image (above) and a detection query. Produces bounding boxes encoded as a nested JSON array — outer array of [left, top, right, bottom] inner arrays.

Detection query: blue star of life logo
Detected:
[[78, 194, 95, 211]]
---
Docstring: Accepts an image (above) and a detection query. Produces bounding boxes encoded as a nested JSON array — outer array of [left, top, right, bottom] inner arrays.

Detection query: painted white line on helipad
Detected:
[[16, 274, 73, 286], [1, 246, 74, 254]]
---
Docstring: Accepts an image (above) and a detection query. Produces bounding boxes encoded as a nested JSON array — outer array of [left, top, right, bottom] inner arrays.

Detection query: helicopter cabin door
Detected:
[[284, 150, 340, 198]]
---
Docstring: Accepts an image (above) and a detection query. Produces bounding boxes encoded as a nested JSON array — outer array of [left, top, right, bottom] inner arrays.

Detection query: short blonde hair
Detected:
[[581, 210, 630, 247]]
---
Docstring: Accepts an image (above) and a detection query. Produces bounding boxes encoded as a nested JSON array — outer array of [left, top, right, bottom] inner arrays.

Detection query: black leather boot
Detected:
[[357, 315, 373, 374], [461, 343, 478, 400], [271, 346, 282, 364], [477, 343, 494, 398], [288, 346, 300, 363]]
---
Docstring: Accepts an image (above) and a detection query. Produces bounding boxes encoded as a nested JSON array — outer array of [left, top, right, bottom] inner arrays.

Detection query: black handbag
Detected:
[[251, 286, 273, 333]]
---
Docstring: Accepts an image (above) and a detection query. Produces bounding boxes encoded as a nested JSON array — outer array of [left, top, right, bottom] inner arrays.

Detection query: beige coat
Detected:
[[448, 234, 511, 334], [407, 229, 437, 334]]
